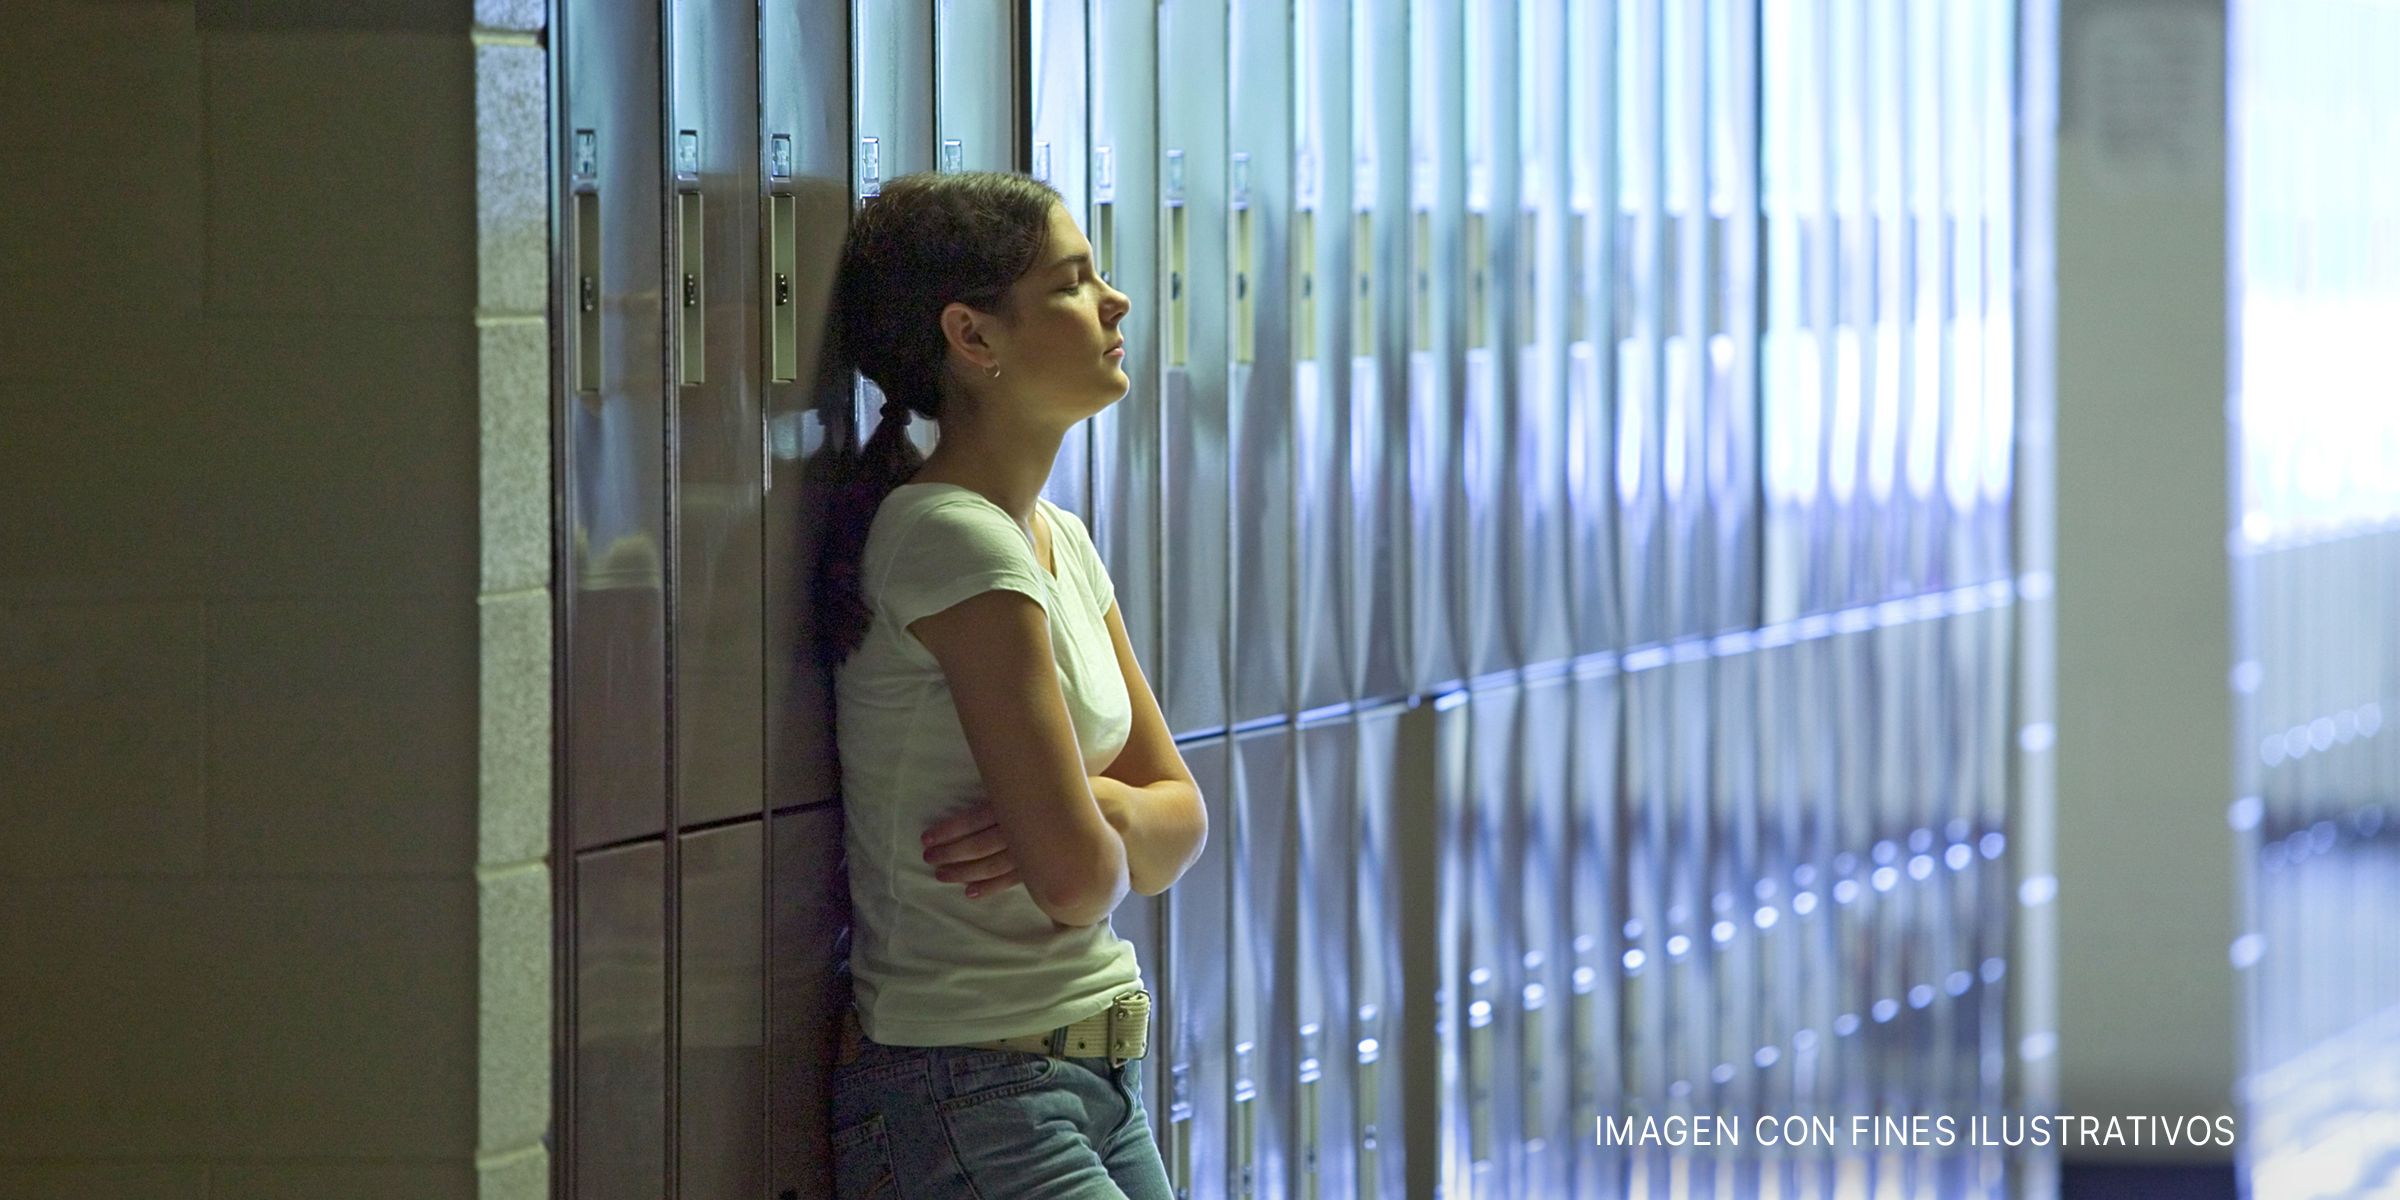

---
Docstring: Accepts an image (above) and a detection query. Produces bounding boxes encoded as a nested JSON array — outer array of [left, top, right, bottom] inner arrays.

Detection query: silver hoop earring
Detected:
[[988, 363, 1001, 380]]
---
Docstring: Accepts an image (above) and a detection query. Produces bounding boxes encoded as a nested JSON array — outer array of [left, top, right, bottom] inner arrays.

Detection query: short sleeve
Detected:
[[869, 497, 1051, 634], [1043, 501, 1117, 619]]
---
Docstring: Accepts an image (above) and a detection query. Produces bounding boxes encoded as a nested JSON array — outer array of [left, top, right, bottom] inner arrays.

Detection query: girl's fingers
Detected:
[[964, 869, 1023, 900], [933, 850, 1017, 886], [923, 820, 1010, 866], [921, 804, 1002, 850]]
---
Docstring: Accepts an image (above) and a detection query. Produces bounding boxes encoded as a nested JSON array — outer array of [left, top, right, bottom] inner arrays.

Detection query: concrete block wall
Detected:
[[0, 3, 552, 1197]]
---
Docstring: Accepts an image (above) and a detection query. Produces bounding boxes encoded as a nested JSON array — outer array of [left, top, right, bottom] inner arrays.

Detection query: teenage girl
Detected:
[[822, 170, 1207, 1200]]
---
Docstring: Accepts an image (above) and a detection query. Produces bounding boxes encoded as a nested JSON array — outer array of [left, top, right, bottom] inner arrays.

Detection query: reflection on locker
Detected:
[[550, 0, 2041, 1195]]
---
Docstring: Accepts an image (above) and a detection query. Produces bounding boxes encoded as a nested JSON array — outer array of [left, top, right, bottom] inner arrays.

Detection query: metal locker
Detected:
[[1157, 0, 1233, 735], [1702, 0, 1761, 633], [1567, 665, 1626, 1198], [1514, 670, 1573, 1195], [561, 0, 667, 853], [766, 805, 847, 1200], [1350, 703, 1410, 1200], [1167, 735, 1236, 1200], [1458, 0, 1518, 677], [1702, 647, 1761, 1144], [1564, 0, 1626, 663], [1088, 0, 1164, 683], [1614, 0, 1671, 650], [1758, 0, 1830, 628], [1511, 0, 1576, 670], [759, 0, 848, 822], [1405, 0, 1467, 692], [1228, 0, 1296, 725], [1347, 0, 1413, 705], [1293, 0, 1354, 717], [1231, 723, 1296, 1197], [1023, 0, 1098, 520], [1658, 0, 1711, 641], [853, 0, 935, 458], [1296, 715, 1359, 1199], [669, 0, 766, 829], [1461, 681, 1521, 1195], [678, 822, 765, 1200], [573, 842, 667, 1200], [1387, 691, 1472, 1200], [934, 0, 1021, 174]]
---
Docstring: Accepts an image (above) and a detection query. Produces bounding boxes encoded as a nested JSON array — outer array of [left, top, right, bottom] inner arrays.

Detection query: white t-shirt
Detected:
[[836, 482, 1142, 1045]]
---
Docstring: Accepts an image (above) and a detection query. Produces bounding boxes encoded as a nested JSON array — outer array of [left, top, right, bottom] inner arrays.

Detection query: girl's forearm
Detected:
[[1088, 775, 1208, 896]]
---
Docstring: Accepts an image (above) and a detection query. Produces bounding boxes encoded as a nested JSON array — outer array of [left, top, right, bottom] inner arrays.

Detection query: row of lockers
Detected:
[[551, 0, 2034, 1195], [2231, 2, 2400, 1189]]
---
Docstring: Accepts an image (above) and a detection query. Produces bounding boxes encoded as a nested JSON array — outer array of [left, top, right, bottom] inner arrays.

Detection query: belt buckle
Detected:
[[1107, 989, 1150, 1063]]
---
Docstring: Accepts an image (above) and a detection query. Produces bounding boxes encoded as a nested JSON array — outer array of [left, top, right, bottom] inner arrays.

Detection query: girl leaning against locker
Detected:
[[820, 169, 1207, 1199]]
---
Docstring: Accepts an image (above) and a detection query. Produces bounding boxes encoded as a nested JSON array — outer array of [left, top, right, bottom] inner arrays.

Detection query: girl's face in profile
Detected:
[[980, 201, 1132, 427]]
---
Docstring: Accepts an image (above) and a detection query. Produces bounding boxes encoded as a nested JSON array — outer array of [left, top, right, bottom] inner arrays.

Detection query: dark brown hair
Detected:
[[813, 170, 1062, 666]]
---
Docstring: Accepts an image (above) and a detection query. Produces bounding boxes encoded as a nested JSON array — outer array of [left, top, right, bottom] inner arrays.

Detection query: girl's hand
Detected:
[[921, 803, 1023, 899]]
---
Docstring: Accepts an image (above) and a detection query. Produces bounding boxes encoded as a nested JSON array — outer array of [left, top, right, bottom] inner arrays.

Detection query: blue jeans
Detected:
[[831, 1039, 1174, 1199]]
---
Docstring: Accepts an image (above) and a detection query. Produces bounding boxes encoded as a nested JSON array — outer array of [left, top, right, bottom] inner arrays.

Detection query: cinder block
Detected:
[[478, 861, 551, 1153], [0, 601, 207, 877], [206, 595, 475, 876], [475, 43, 548, 318], [478, 319, 550, 597]]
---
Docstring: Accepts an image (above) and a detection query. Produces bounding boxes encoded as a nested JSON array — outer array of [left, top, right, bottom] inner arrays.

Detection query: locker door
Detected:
[[1348, 0, 1411, 704], [760, 0, 848, 821], [669, 0, 764, 831], [935, 0, 1020, 174], [1228, 0, 1295, 724], [1405, 0, 1466, 690], [1459, 0, 1517, 676], [1567, 665, 1626, 1197], [766, 805, 847, 1199], [1157, 0, 1232, 734], [678, 822, 765, 1200], [1461, 682, 1519, 1195], [1512, 0, 1575, 668], [1614, 0, 1671, 649], [1515, 672, 1573, 1194], [562, 0, 666, 854], [1293, 0, 1354, 715], [1231, 723, 1295, 1197], [1351, 703, 1409, 1200], [1296, 715, 1359, 1199], [1566, 0, 1625, 658], [1022, 0, 1098, 519], [1389, 693, 1471, 1200], [1703, 0, 1761, 632], [1166, 735, 1235, 1200], [1089, 0, 1165, 681], [574, 842, 667, 1199], [854, 0, 935, 457]]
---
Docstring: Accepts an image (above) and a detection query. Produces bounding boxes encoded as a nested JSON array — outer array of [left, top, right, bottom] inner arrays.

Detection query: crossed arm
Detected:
[[907, 589, 1208, 928]]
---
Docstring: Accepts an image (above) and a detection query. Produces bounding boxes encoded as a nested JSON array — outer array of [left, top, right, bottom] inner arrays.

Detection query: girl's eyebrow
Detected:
[[1048, 253, 1091, 272]]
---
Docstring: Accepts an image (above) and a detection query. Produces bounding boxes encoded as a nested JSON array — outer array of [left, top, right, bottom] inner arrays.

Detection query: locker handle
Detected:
[[678, 190, 705, 386], [574, 190, 601, 394], [770, 192, 797, 382]]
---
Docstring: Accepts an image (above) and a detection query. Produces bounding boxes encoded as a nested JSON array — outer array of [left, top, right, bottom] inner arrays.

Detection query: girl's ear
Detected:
[[940, 301, 1001, 375]]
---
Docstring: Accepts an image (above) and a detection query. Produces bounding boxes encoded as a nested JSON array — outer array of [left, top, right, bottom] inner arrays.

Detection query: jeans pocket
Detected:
[[832, 1112, 897, 1199], [939, 1048, 1059, 1108]]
